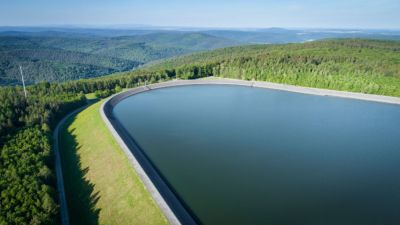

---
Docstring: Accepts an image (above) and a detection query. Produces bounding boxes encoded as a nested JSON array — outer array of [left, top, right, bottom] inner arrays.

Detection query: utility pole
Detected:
[[19, 66, 27, 98]]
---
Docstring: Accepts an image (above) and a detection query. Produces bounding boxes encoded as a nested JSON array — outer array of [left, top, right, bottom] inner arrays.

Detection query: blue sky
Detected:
[[1, 0, 399, 29]]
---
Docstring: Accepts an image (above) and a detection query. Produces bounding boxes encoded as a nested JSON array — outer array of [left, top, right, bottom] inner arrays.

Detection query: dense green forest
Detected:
[[143, 39, 400, 96], [2, 27, 400, 86], [0, 32, 239, 85], [1, 38, 400, 224], [0, 71, 169, 224], [0, 43, 139, 86], [1, 127, 57, 224], [0, 84, 86, 224]]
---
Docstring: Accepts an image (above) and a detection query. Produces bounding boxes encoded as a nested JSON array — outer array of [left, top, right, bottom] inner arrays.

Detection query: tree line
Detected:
[[144, 39, 400, 96]]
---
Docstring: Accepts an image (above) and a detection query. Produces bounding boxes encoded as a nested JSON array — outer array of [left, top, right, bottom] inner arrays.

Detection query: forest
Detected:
[[0, 71, 168, 224], [144, 39, 400, 96], [2, 28, 400, 86], [0, 38, 400, 224], [0, 32, 239, 86]]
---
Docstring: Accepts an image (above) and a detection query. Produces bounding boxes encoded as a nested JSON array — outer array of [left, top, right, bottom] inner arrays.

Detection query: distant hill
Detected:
[[0, 31, 240, 85], [34, 32, 240, 62], [204, 28, 400, 44], [1, 27, 400, 86]]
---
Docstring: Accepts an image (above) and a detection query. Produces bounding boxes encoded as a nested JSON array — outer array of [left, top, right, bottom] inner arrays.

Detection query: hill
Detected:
[[2, 27, 400, 86], [0, 37, 139, 85], [141, 39, 400, 96], [30, 32, 240, 61], [0, 32, 240, 85], [204, 28, 400, 44]]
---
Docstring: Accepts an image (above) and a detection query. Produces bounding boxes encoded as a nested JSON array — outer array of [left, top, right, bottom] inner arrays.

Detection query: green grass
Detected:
[[85, 93, 98, 100], [59, 101, 168, 225]]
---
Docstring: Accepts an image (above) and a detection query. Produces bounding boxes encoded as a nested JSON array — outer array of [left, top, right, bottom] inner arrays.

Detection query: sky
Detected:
[[0, 0, 399, 29]]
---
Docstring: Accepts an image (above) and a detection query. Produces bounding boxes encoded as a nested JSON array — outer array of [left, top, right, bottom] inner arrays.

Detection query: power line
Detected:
[[19, 65, 27, 98]]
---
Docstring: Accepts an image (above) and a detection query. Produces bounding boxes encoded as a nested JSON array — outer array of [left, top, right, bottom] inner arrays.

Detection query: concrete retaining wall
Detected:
[[101, 77, 400, 225]]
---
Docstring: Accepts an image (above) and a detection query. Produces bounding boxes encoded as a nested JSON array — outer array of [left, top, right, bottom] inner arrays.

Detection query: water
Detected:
[[113, 85, 400, 225]]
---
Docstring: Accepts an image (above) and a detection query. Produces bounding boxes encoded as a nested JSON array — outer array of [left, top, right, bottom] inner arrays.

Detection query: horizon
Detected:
[[1, 0, 399, 29], [1, 24, 400, 31]]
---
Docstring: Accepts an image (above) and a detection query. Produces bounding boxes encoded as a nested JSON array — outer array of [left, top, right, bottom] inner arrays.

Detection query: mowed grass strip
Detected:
[[59, 101, 168, 225]]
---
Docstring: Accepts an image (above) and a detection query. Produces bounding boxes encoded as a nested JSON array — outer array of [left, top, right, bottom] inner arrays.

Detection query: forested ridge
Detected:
[[0, 32, 239, 86], [0, 37, 140, 86], [144, 39, 400, 96], [0, 38, 400, 224], [2, 29, 399, 86]]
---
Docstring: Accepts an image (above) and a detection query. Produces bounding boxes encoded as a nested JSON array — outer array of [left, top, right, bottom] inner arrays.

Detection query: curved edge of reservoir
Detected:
[[100, 87, 188, 225], [101, 77, 400, 225]]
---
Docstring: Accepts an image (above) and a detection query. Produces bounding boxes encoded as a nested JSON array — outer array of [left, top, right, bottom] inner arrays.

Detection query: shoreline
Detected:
[[100, 77, 400, 225], [175, 77, 400, 105], [101, 92, 186, 225], [120, 77, 400, 105]]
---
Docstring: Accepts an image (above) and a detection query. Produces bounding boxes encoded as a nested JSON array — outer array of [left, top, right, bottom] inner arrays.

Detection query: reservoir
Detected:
[[112, 84, 400, 225]]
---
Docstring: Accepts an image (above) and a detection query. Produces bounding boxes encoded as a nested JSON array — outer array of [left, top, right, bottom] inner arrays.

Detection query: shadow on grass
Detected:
[[59, 123, 101, 225]]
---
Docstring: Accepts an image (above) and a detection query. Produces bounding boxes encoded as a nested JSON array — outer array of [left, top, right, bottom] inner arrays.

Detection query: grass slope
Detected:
[[59, 101, 167, 225]]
